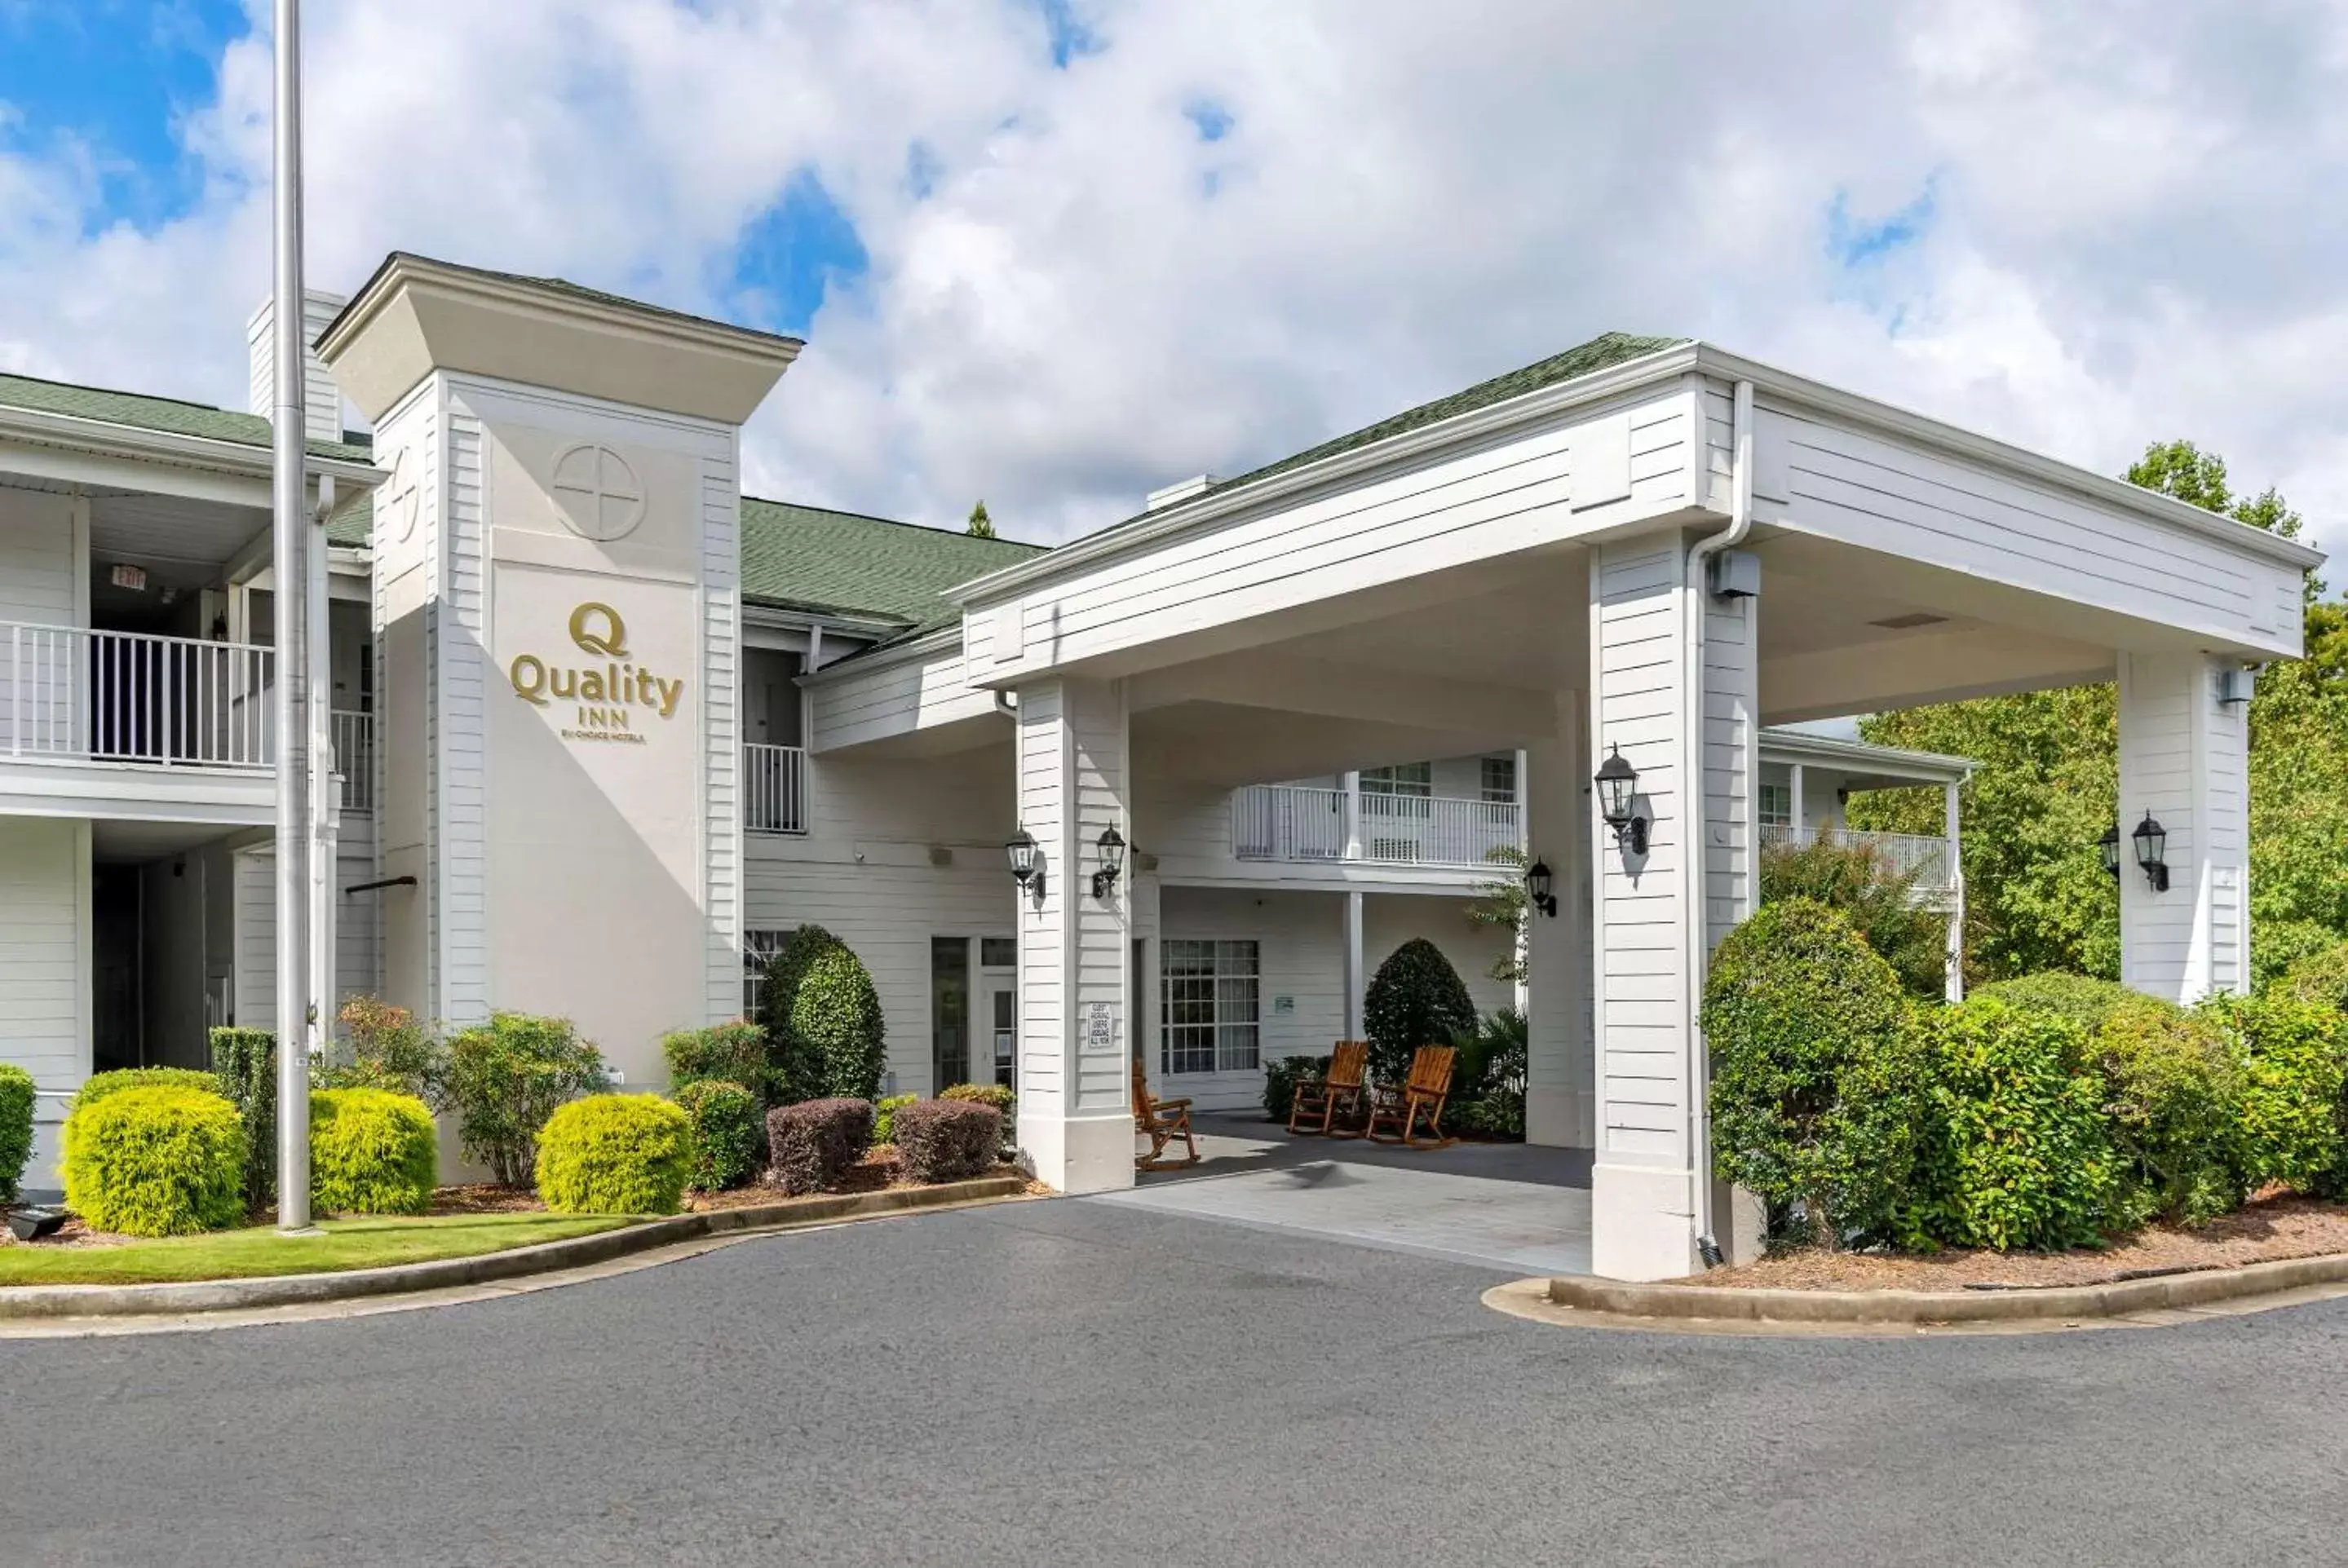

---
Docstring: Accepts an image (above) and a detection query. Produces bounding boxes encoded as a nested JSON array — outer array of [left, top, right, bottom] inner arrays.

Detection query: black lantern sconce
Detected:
[[1091, 826, 1126, 901], [1523, 859, 1558, 918], [2131, 811, 2169, 893], [2098, 823, 2121, 880], [1594, 745, 1647, 856], [1005, 828, 1043, 901]]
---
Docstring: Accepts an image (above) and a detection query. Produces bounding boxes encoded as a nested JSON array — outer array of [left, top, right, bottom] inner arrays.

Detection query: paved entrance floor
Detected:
[[1090, 1113, 1594, 1274]]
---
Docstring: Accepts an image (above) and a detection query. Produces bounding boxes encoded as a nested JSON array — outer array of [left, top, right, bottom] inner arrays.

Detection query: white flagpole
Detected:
[[271, 0, 315, 1233]]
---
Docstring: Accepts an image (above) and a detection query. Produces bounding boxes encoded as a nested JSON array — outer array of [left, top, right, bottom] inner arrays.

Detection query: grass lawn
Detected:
[[0, 1212, 638, 1288]]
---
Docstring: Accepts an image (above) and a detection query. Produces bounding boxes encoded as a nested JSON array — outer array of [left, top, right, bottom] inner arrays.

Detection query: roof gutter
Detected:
[[0, 404, 382, 488]]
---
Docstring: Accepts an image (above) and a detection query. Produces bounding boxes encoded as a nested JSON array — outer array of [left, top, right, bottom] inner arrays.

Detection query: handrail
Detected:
[[744, 743, 807, 835], [1233, 783, 1521, 868], [2, 619, 275, 770]]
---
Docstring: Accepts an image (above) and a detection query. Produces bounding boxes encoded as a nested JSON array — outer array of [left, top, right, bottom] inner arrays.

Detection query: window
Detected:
[[1161, 939, 1260, 1076], [742, 929, 791, 1017], [1480, 755, 1517, 804], [931, 937, 971, 1089], [979, 937, 1018, 968], [1758, 783, 1793, 831], [1360, 762, 1432, 797]]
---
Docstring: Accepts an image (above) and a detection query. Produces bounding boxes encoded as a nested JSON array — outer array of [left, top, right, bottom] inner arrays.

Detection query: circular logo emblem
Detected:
[[385, 445, 419, 543], [549, 443, 646, 541], [568, 602, 630, 658]]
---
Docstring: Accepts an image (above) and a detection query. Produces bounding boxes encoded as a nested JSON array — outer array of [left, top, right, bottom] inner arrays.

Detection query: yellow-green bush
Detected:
[[61, 1084, 249, 1237], [535, 1093, 692, 1216], [873, 1093, 918, 1146], [309, 1088, 439, 1216]]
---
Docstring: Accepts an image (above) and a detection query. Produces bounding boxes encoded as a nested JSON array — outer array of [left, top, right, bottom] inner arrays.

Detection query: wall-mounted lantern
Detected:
[[2132, 811, 2169, 893], [2098, 824, 2121, 880], [1091, 826, 1126, 900], [1594, 745, 1647, 856], [1523, 859, 1558, 918], [1005, 828, 1043, 900]]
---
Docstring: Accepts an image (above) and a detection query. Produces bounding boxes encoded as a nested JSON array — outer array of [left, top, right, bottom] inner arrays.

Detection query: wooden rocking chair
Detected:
[[1133, 1058, 1200, 1170], [1289, 1040, 1370, 1137], [1365, 1045, 1457, 1149]]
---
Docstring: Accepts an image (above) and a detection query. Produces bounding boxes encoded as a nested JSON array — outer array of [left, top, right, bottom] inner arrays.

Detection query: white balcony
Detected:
[[745, 743, 807, 835], [331, 709, 374, 813], [1760, 822, 1957, 891], [2, 621, 274, 771], [1232, 784, 1522, 870]]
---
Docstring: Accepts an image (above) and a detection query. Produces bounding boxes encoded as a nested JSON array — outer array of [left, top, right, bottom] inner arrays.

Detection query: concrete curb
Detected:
[[1549, 1249, 2348, 1325], [0, 1174, 1028, 1321]]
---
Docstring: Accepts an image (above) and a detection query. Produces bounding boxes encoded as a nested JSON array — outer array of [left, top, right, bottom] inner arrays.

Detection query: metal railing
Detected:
[[745, 743, 807, 835], [332, 709, 374, 812], [2, 621, 274, 769], [1232, 784, 1523, 869], [1761, 823, 1955, 889]]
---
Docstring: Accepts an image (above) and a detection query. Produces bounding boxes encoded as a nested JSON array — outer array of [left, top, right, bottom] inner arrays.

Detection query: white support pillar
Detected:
[[1524, 688, 1590, 1148], [2118, 653, 2251, 1003], [1011, 676, 1136, 1194], [1341, 890, 1366, 1040], [1341, 769, 1363, 861], [1585, 534, 1758, 1281], [1788, 762, 1804, 837], [1943, 780, 1965, 1003]]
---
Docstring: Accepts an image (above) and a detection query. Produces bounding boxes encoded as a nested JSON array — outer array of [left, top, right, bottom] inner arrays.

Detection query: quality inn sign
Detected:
[[509, 601, 686, 745]]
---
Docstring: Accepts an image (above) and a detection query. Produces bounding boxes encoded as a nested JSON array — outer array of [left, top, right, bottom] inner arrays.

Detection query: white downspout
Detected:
[[1683, 378, 1754, 1257]]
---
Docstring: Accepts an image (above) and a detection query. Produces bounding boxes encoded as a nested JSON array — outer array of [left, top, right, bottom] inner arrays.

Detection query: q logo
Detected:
[[568, 602, 629, 658]]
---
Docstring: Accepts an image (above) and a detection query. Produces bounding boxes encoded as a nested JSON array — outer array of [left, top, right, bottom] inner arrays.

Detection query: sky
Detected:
[[2, 0, 2345, 561]]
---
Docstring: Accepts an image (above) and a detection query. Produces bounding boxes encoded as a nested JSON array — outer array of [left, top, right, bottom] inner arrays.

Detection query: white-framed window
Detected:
[[743, 929, 792, 1017], [1360, 762, 1433, 798], [1161, 939, 1260, 1076], [1758, 783, 1793, 831], [1480, 755, 1517, 804]]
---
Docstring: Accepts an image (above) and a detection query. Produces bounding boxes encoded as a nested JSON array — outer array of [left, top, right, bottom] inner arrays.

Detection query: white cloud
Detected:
[[0, 0, 2343, 559]]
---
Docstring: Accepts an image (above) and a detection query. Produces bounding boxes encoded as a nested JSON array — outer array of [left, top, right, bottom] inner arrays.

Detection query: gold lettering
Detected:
[[581, 669, 607, 702], [510, 654, 549, 705]]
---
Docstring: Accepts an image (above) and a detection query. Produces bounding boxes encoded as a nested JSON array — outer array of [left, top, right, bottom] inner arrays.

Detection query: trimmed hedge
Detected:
[[1261, 1055, 1329, 1125], [940, 1082, 1018, 1150], [2206, 992, 2346, 1194], [444, 1013, 606, 1186], [873, 1093, 918, 1146], [675, 1080, 761, 1191], [61, 1084, 249, 1237], [210, 1027, 277, 1209], [0, 1063, 32, 1204], [1973, 974, 2137, 1035], [893, 1099, 1001, 1183], [767, 1098, 873, 1195], [309, 1088, 439, 1216], [756, 925, 847, 1104], [2089, 1000, 2247, 1226], [792, 947, 888, 1102], [664, 1020, 772, 1103], [536, 1094, 694, 1216], [1364, 938, 1478, 1088], [72, 1067, 220, 1116]]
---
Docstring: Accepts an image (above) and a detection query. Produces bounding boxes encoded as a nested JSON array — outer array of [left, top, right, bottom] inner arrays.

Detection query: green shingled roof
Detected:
[[739, 498, 1046, 628], [0, 370, 375, 464]]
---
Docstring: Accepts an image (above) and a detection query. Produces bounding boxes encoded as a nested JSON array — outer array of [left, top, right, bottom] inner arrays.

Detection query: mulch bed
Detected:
[[1698, 1193, 2348, 1292]]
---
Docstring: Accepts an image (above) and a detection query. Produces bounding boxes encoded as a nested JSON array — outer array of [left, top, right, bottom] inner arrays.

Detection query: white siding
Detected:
[[437, 394, 491, 1025], [0, 816, 88, 1188], [0, 489, 80, 749], [229, 838, 383, 1035], [2119, 652, 2251, 1001], [701, 443, 745, 1025], [1701, 578, 1758, 951], [809, 638, 997, 753]]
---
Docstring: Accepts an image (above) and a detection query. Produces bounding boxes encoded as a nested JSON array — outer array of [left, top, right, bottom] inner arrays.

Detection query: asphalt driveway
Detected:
[[1, 1196, 2341, 1566]]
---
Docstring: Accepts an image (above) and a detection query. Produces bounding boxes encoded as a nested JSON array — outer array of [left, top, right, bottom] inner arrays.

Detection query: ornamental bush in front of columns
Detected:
[[1363, 938, 1478, 1088]]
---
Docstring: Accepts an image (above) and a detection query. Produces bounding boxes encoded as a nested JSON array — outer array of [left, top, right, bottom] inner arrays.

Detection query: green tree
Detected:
[[966, 500, 996, 538], [1464, 845, 1529, 984]]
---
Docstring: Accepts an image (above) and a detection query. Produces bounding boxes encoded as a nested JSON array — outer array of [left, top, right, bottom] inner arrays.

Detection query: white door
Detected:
[[976, 968, 1018, 1092]]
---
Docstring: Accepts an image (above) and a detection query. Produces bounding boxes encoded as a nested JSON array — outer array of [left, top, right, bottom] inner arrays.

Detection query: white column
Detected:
[[1341, 769, 1363, 861], [1788, 762, 1804, 837], [1586, 533, 1758, 1281], [1012, 676, 1135, 1194], [1341, 890, 1365, 1040], [2118, 653, 2251, 1003], [1524, 688, 1590, 1147], [1943, 780, 1965, 1003]]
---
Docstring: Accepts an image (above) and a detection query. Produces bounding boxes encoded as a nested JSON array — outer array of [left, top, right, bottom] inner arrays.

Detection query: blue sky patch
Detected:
[[1824, 178, 1939, 268], [1185, 99, 1233, 143], [726, 171, 869, 335], [1032, 0, 1103, 68]]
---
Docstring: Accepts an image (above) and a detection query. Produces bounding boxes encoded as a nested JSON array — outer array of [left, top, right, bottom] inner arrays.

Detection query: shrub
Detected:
[[766, 1097, 873, 1195], [536, 1094, 693, 1216], [308, 1088, 438, 1216], [2282, 940, 2348, 1014], [1448, 1008, 1528, 1139], [316, 997, 448, 1106], [61, 1085, 248, 1237], [2087, 1000, 2248, 1226], [444, 1013, 607, 1186], [940, 1082, 1018, 1149], [675, 1080, 761, 1191], [757, 925, 847, 1103], [73, 1067, 221, 1115], [2202, 992, 2347, 1194], [1704, 899, 1921, 1246], [791, 947, 887, 1102], [1906, 999, 2118, 1252], [1973, 973, 2138, 1035], [1262, 1056, 1331, 1124], [663, 1020, 772, 1102], [1759, 833, 1950, 999], [893, 1099, 1001, 1183], [0, 1064, 33, 1204], [873, 1093, 918, 1146], [210, 1027, 276, 1210], [1364, 938, 1478, 1087]]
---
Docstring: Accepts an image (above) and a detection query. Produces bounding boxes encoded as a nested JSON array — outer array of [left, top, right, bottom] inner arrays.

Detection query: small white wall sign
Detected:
[[1081, 1000, 1118, 1055]]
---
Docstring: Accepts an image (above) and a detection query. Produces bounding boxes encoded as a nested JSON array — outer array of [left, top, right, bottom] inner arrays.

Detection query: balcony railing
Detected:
[[1761, 823, 1956, 890], [1233, 784, 1523, 869], [2, 621, 274, 769], [745, 743, 807, 835], [332, 709, 374, 812]]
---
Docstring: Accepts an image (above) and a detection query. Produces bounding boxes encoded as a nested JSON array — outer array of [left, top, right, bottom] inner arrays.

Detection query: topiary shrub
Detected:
[[535, 1093, 693, 1216], [663, 1020, 772, 1102], [1760, 833, 1951, 999], [940, 1082, 1017, 1150], [1364, 938, 1477, 1087], [2282, 940, 2348, 1015], [1905, 999, 2118, 1252], [873, 1093, 918, 1146], [444, 1013, 606, 1186], [791, 947, 887, 1102], [766, 1097, 873, 1195], [757, 925, 847, 1103], [1704, 898, 1921, 1247], [2087, 999, 2248, 1226], [2202, 991, 2347, 1195], [61, 1084, 248, 1237], [1973, 973, 2138, 1035], [210, 1027, 277, 1209], [675, 1080, 760, 1191], [308, 1088, 438, 1216], [0, 1063, 33, 1204], [316, 997, 448, 1106], [1262, 1056, 1330, 1124], [893, 1099, 1001, 1183]]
